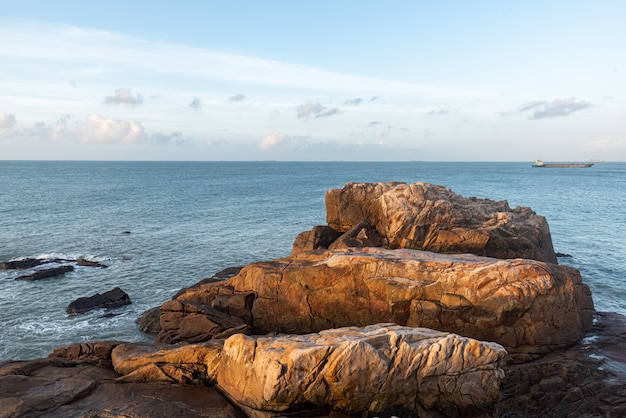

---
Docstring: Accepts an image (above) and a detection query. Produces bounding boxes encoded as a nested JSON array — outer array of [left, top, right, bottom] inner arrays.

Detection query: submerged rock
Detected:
[[66, 287, 131, 315], [0, 258, 45, 270], [14, 265, 74, 281]]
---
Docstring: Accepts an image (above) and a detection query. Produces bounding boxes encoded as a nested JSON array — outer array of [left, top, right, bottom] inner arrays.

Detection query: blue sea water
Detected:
[[1, 161, 624, 360]]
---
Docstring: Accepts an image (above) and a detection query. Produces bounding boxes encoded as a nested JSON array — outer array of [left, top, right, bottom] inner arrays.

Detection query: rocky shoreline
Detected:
[[1, 182, 624, 417]]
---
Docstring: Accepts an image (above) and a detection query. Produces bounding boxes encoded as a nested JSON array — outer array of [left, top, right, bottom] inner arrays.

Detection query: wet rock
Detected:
[[0, 258, 45, 270], [14, 265, 74, 281], [66, 287, 131, 315], [75, 258, 107, 268]]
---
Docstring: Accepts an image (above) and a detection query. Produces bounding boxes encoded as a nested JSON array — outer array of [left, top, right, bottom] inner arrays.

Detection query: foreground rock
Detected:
[[294, 182, 557, 263], [218, 324, 506, 416], [174, 248, 593, 360], [3, 314, 625, 417], [0, 356, 245, 418], [66, 287, 131, 314]]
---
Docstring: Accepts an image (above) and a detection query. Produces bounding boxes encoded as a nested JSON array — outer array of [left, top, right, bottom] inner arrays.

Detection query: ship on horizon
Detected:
[[532, 159, 594, 168]]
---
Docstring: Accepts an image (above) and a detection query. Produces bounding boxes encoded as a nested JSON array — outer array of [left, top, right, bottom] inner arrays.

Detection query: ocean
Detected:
[[1, 161, 624, 360]]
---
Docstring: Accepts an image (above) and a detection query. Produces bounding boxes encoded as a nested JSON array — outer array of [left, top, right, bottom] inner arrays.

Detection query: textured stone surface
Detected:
[[217, 324, 506, 415], [111, 340, 223, 385], [323, 182, 557, 263], [157, 299, 252, 343], [0, 358, 245, 418], [176, 248, 593, 359]]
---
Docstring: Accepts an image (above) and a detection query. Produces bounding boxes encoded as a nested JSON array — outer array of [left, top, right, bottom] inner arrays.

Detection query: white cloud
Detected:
[[188, 97, 202, 110], [81, 114, 144, 143], [103, 88, 144, 106], [520, 97, 593, 119], [344, 98, 363, 106], [296, 101, 340, 119], [0, 111, 17, 140], [258, 132, 310, 150], [229, 93, 246, 103], [0, 112, 17, 130]]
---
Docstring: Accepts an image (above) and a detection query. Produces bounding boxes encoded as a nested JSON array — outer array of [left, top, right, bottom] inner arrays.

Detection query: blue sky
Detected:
[[1, 1, 624, 161]]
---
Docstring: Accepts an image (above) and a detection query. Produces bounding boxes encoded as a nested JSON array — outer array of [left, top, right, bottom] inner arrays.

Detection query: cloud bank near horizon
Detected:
[[0, 19, 622, 161]]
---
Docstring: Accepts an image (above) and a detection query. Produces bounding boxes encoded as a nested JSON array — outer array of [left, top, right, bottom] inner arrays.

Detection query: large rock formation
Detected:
[[173, 248, 593, 360], [218, 324, 506, 416], [3, 312, 625, 417], [300, 182, 558, 263]]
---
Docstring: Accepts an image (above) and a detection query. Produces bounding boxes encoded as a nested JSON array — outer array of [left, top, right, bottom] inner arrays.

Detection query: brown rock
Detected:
[[48, 340, 124, 369], [135, 306, 162, 333], [110, 340, 224, 385], [176, 248, 593, 359], [0, 357, 245, 417], [217, 324, 507, 415], [292, 225, 342, 253], [325, 182, 557, 263], [157, 299, 252, 344]]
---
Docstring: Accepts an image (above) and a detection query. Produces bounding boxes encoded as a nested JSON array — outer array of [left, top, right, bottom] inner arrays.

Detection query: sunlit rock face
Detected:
[[217, 324, 507, 415], [321, 182, 557, 263], [174, 248, 593, 360]]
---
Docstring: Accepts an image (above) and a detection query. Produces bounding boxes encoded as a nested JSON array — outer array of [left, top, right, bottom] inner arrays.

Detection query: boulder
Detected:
[[175, 248, 593, 359], [323, 182, 557, 263], [66, 287, 131, 315], [49, 340, 124, 369], [135, 306, 162, 333], [0, 357, 245, 418], [157, 299, 252, 343], [14, 265, 74, 281], [217, 324, 507, 416], [291, 225, 342, 253], [111, 340, 223, 385]]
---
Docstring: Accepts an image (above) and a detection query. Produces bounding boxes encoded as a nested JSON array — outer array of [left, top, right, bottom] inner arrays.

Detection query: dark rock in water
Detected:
[[76, 258, 108, 268], [0, 258, 45, 270], [66, 287, 131, 315], [556, 252, 573, 258], [15, 265, 74, 281], [122, 231, 131, 234], [135, 306, 162, 333]]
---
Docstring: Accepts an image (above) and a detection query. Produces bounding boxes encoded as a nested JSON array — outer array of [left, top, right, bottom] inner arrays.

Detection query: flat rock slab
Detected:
[[176, 247, 593, 359], [0, 358, 244, 418], [218, 324, 507, 415]]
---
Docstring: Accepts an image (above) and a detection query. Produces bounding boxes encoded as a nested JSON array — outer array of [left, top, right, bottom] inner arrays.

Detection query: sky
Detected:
[[1, 1, 625, 161]]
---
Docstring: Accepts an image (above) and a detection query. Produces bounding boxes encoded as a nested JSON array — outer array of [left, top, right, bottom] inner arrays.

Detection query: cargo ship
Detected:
[[532, 159, 594, 168]]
